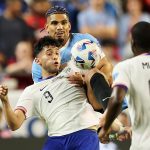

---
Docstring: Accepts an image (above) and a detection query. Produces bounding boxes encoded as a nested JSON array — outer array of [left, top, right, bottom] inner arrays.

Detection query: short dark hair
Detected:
[[45, 6, 69, 18], [34, 36, 61, 57], [131, 21, 150, 52]]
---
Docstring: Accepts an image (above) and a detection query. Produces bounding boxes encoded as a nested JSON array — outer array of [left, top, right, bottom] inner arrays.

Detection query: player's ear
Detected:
[[35, 57, 42, 65], [68, 22, 71, 32], [45, 23, 49, 33], [131, 39, 136, 54]]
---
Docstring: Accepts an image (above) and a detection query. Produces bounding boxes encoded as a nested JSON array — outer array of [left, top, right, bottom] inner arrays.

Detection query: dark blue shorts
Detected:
[[42, 129, 100, 150]]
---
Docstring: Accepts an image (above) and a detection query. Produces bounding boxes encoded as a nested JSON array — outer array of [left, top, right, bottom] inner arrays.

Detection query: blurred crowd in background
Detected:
[[0, 0, 149, 90], [0, 0, 149, 146]]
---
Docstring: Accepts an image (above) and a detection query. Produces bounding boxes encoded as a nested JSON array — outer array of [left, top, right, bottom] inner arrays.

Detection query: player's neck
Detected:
[[135, 50, 149, 56], [61, 34, 71, 47], [42, 71, 57, 79]]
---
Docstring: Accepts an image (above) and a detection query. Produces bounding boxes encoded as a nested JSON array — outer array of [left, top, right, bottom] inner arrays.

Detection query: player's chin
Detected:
[[55, 36, 64, 41], [52, 67, 60, 73]]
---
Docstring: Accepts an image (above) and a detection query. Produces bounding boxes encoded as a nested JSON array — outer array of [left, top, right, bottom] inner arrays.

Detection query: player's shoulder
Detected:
[[23, 80, 45, 92], [115, 58, 132, 69], [23, 83, 36, 93], [113, 59, 131, 75], [72, 33, 99, 44]]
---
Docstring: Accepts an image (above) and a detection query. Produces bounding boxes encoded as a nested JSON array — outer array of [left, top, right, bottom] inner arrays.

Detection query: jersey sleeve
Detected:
[[112, 62, 130, 91], [32, 60, 42, 83], [15, 87, 34, 119], [112, 62, 130, 110]]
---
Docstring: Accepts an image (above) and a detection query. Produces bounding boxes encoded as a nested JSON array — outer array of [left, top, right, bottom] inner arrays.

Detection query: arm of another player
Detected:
[[84, 68, 111, 110], [0, 85, 25, 131], [96, 56, 113, 85], [99, 86, 127, 138]]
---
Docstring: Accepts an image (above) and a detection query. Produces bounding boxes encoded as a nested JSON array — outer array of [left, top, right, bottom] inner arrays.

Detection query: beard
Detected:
[[57, 38, 65, 46]]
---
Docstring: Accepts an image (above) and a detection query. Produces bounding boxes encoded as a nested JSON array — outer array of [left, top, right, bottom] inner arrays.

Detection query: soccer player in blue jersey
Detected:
[[32, 6, 128, 111], [32, 6, 113, 84]]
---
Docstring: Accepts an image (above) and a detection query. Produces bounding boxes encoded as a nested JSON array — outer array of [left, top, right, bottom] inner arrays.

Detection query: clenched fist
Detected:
[[0, 85, 8, 102]]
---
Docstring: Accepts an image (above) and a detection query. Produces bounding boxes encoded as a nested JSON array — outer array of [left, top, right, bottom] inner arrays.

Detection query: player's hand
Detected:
[[67, 72, 85, 87], [117, 126, 132, 141], [98, 127, 110, 143], [0, 85, 8, 102]]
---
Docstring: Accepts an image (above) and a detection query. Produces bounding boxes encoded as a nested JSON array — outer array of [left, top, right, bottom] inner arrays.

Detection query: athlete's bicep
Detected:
[[14, 109, 26, 128], [96, 56, 113, 85]]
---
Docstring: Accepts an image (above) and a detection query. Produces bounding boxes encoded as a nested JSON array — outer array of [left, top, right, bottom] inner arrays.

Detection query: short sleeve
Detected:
[[112, 62, 130, 91], [15, 87, 34, 119]]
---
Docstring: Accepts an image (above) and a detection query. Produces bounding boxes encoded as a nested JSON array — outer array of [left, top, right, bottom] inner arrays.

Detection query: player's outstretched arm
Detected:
[[0, 85, 25, 131], [99, 86, 127, 139]]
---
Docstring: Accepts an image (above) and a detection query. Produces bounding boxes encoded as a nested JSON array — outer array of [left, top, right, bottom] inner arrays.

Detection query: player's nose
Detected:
[[57, 23, 63, 29]]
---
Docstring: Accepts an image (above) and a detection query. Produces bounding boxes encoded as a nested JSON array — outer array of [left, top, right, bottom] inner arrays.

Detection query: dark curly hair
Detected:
[[34, 36, 61, 57], [45, 6, 69, 18]]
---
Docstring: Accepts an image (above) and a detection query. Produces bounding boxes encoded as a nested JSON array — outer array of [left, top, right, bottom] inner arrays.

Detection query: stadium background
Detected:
[[0, 0, 149, 149]]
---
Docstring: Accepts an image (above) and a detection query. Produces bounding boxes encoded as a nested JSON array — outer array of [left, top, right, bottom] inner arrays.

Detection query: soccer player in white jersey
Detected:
[[0, 36, 100, 150], [99, 21, 150, 150], [0, 36, 112, 150], [0, 36, 126, 150]]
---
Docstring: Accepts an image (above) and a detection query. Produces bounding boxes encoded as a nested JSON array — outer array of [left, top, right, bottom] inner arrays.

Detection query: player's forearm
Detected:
[[2, 101, 22, 131], [104, 97, 122, 131]]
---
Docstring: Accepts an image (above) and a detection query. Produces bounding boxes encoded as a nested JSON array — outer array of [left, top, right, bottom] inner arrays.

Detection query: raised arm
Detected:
[[84, 68, 112, 111], [96, 56, 113, 85], [0, 85, 25, 131]]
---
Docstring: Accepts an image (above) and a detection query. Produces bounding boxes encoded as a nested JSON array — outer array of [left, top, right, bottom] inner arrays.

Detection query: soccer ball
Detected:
[[71, 39, 100, 70]]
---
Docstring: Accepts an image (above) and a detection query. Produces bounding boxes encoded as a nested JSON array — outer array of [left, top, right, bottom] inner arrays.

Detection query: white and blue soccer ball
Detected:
[[71, 39, 100, 70]]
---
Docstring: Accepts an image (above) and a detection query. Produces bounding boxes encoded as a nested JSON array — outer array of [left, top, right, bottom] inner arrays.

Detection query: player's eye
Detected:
[[46, 51, 52, 55], [56, 52, 59, 55], [61, 20, 68, 25], [51, 21, 58, 25]]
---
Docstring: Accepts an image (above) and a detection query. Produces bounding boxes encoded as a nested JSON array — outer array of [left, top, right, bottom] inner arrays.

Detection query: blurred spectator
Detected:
[[107, 0, 123, 17], [0, 0, 34, 67], [102, 45, 121, 65], [77, 0, 118, 46], [3, 40, 33, 89], [77, 0, 119, 65], [118, 0, 150, 59], [5, 41, 33, 75], [23, 0, 51, 40], [143, 0, 150, 12], [66, 0, 89, 32], [0, 0, 5, 15]]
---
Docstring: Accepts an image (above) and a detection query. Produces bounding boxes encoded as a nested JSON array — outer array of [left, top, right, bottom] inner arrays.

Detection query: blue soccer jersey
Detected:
[[32, 33, 103, 83]]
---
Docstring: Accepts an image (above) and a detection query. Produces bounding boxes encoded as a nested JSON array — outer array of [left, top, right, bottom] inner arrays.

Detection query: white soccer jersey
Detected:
[[15, 66, 99, 136], [112, 53, 150, 150]]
